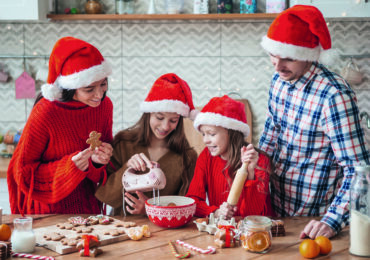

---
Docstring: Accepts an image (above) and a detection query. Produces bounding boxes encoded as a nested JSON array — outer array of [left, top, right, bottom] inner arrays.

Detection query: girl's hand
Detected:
[[91, 142, 113, 165], [127, 153, 159, 171], [215, 202, 237, 220], [241, 144, 258, 180], [72, 148, 93, 171], [124, 191, 148, 215]]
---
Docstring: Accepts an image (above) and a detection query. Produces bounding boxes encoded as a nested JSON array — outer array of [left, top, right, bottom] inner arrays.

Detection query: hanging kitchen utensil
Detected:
[[0, 63, 9, 83]]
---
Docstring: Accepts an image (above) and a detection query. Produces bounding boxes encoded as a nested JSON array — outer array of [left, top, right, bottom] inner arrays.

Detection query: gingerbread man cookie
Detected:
[[73, 226, 94, 233], [61, 237, 81, 246], [103, 228, 125, 236], [79, 248, 103, 258], [43, 232, 65, 241], [114, 221, 136, 228], [56, 222, 74, 230], [86, 131, 102, 150]]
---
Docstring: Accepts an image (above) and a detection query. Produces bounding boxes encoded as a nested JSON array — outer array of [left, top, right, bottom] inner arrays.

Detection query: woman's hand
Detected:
[[72, 148, 93, 171], [214, 202, 237, 220], [241, 144, 258, 180], [124, 191, 148, 215], [127, 153, 159, 172], [91, 142, 113, 165]]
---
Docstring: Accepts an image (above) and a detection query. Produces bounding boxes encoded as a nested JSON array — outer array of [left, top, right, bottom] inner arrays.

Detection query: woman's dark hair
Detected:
[[114, 113, 194, 195], [33, 84, 107, 107]]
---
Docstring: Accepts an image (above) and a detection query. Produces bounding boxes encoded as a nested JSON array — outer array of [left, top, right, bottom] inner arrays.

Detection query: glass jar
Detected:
[[11, 217, 36, 253], [164, 0, 184, 14], [349, 165, 370, 257], [115, 0, 134, 14], [239, 215, 272, 254]]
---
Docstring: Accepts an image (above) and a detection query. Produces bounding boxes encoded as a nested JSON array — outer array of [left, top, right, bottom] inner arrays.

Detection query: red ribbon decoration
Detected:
[[82, 235, 99, 256], [218, 225, 235, 247]]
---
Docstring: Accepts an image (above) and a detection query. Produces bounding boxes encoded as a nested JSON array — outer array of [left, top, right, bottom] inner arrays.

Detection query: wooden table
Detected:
[[2, 214, 362, 260], [0, 157, 10, 178]]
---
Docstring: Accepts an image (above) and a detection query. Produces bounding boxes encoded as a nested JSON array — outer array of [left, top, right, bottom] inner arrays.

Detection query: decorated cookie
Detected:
[[43, 232, 65, 241], [68, 216, 89, 226], [114, 221, 136, 228], [76, 235, 101, 250], [96, 215, 113, 225], [87, 216, 100, 225], [86, 131, 102, 150], [56, 222, 75, 230], [73, 226, 94, 233]]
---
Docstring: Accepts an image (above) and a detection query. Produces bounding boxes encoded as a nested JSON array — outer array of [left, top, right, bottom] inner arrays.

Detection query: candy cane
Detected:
[[168, 241, 191, 259], [176, 240, 216, 254], [12, 252, 55, 260]]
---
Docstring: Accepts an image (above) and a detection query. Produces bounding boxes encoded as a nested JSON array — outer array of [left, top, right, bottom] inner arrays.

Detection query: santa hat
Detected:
[[140, 73, 198, 120], [194, 95, 250, 137], [261, 5, 336, 64], [41, 36, 112, 101]]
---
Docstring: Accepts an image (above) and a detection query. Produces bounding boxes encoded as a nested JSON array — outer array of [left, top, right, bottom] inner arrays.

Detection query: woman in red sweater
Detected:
[[186, 95, 274, 219], [7, 37, 113, 215]]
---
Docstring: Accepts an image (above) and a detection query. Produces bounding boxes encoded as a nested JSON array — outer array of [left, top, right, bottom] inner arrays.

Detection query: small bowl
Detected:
[[145, 196, 196, 228]]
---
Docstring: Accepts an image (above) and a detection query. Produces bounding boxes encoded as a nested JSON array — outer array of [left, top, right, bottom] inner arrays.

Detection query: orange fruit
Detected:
[[314, 236, 332, 255], [247, 231, 271, 252], [0, 224, 12, 241], [299, 239, 320, 259]]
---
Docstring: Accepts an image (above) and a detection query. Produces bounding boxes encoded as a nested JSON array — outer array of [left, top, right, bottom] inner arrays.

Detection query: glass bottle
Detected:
[[11, 217, 36, 253], [239, 215, 272, 254], [115, 0, 134, 14], [349, 165, 370, 257]]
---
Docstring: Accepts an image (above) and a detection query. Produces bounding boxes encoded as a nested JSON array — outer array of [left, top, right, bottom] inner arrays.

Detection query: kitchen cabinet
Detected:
[[290, 0, 370, 17], [0, 0, 50, 20]]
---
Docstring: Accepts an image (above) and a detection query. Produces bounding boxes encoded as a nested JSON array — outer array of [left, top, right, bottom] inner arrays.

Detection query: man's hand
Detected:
[[300, 219, 335, 239]]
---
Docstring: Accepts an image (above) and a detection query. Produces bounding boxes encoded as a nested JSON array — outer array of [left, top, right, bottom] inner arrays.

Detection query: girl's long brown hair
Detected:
[[114, 113, 194, 195], [225, 129, 268, 181]]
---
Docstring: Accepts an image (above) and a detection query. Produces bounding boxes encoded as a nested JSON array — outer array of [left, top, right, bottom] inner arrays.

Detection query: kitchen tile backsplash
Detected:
[[0, 14, 369, 150]]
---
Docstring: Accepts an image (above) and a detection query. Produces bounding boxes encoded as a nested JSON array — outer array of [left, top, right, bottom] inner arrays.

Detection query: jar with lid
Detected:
[[349, 165, 370, 257], [115, 0, 134, 14], [239, 215, 272, 253], [11, 217, 36, 253]]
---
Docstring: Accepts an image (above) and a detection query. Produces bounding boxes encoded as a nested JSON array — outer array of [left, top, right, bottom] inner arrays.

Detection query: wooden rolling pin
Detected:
[[227, 162, 248, 205]]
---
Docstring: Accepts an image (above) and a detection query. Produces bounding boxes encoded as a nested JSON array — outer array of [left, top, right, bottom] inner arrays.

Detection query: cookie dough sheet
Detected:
[[34, 218, 129, 254]]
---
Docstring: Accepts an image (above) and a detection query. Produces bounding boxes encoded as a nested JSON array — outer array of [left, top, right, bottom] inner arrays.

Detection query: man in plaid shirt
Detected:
[[259, 5, 370, 239]]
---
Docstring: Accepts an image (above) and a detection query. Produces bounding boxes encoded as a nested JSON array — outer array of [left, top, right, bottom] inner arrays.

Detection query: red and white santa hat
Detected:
[[261, 5, 335, 64], [41, 36, 112, 101], [140, 73, 198, 120], [194, 95, 250, 137]]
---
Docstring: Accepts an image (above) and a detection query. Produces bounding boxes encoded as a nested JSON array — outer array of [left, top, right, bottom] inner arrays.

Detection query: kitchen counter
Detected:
[[1, 214, 360, 259]]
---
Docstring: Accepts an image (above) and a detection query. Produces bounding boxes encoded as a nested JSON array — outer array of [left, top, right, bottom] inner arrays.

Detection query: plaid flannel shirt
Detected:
[[259, 62, 370, 233]]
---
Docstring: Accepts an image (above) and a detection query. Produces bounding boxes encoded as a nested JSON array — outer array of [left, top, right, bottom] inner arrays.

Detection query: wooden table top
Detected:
[[0, 157, 10, 178], [1, 214, 361, 260]]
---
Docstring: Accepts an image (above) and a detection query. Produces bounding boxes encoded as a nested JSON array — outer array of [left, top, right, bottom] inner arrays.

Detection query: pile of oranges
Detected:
[[299, 236, 332, 259], [0, 224, 12, 241]]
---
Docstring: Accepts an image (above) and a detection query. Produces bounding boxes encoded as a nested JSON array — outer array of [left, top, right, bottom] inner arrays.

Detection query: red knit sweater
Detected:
[[186, 148, 274, 218], [7, 97, 113, 215]]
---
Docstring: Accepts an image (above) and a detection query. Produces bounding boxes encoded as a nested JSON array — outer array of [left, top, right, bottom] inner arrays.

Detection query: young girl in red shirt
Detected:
[[186, 95, 274, 219]]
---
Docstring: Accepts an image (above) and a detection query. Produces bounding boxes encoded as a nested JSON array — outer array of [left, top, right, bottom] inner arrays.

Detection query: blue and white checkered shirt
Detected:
[[259, 62, 370, 233]]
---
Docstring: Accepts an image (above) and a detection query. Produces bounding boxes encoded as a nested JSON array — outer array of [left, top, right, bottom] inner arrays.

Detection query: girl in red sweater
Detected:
[[7, 37, 113, 214], [186, 95, 274, 219]]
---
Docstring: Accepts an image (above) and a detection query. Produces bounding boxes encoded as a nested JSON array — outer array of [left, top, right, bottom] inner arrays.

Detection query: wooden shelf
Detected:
[[47, 13, 279, 21]]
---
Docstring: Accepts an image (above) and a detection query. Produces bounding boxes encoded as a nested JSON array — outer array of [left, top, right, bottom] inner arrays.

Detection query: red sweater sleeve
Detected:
[[186, 150, 218, 217], [11, 117, 89, 205], [239, 153, 274, 216]]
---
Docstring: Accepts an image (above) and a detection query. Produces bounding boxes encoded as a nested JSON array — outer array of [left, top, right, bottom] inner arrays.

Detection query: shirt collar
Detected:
[[283, 62, 319, 90]]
